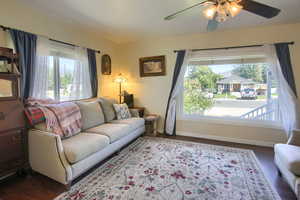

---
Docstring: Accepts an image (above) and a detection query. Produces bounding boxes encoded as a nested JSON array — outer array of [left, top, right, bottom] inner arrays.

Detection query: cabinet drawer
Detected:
[[0, 158, 24, 174], [0, 130, 24, 163], [0, 100, 25, 132]]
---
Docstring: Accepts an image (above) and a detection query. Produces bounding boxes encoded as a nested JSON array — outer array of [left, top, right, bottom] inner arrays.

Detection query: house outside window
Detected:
[[179, 47, 280, 126]]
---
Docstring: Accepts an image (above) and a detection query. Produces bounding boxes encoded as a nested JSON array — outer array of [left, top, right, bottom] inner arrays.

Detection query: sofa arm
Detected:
[[288, 129, 300, 146], [130, 109, 140, 118], [28, 129, 72, 185]]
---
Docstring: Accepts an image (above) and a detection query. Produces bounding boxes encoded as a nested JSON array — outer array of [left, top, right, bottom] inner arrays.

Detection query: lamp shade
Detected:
[[203, 5, 217, 20], [229, 1, 242, 17], [114, 73, 127, 83]]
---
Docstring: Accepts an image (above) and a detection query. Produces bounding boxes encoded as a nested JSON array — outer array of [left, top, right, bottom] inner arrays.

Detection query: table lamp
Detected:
[[114, 73, 127, 103]]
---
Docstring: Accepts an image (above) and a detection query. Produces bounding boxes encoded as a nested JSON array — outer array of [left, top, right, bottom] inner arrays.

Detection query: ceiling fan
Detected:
[[164, 0, 280, 31]]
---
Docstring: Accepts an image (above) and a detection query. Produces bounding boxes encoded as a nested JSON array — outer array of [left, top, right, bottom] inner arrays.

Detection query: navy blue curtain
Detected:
[[9, 29, 37, 100], [275, 43, 297, 97], [164, 50, 186, 135], [87, 48, 98, 97]]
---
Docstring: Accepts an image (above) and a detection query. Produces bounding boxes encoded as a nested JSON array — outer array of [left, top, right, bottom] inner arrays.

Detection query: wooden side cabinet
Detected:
[[0, 129, 27, 178], [0, 48, 27, 180], [0, 99, 27, 180]]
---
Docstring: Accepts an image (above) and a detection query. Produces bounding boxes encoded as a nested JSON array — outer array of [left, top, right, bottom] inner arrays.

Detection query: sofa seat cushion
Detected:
[[275, 144, 300, 176], [62, 133, 109, 164], [86, 123, 132, 143], [110, 117, 145, 131]]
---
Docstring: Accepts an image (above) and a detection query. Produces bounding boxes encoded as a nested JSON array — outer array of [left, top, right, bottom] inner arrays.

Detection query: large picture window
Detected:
[[180, 47, 280, 124], [32, 37, 92, 101]]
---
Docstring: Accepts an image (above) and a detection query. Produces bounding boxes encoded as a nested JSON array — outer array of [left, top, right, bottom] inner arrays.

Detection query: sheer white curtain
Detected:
[[165, 50, 192, 135], [264, 44, 298, 137], [31, 36, 92, 101], [70, 47, 92, 100], [32, 37, 52, 99], [31, 56, 50, 99]]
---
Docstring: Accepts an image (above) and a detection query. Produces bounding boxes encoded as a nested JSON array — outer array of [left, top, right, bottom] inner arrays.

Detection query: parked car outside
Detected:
[[241, 88, 257, 100]]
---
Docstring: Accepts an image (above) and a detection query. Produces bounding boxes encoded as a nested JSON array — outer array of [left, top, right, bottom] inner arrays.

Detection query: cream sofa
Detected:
[[274, 129, 300, 199], [28, 97, 145, 187]]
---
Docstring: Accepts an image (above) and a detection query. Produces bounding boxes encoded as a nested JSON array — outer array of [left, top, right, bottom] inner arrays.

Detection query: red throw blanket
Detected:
[[26, 98, 82, 138], [25, 106, 46, 125]]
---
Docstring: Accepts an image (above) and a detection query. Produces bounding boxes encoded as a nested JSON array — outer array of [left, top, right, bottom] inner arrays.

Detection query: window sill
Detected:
[[177, 115, 283, 130], [59, 96, 96, 103]]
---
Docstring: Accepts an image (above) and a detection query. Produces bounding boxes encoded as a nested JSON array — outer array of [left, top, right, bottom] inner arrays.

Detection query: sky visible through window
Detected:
[[209, 64, 236, 74]]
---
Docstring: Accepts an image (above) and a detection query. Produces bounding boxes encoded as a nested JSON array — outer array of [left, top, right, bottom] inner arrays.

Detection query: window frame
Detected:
[[46, 55, 93, 102], [177, 59, 282, 129], [32, 37, 93, 102]]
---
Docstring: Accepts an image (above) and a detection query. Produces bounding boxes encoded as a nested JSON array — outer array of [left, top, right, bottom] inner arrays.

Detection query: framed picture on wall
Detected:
[[101, 54, 111, 75], [139, 55, 166, 77]]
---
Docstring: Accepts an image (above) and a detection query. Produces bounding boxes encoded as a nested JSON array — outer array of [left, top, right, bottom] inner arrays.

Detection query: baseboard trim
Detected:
[[176, 131, 275, 147]]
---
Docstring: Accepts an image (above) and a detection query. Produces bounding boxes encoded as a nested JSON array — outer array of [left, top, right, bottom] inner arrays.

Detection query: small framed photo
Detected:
[[139, 55, 166, 77]]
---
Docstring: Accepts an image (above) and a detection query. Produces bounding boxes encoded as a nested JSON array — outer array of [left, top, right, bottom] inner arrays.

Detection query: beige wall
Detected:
[[1, 0, 299, 145], [0, 30, 6, 47], [117, 23, 300, 145], [0, 0, 121, 97]]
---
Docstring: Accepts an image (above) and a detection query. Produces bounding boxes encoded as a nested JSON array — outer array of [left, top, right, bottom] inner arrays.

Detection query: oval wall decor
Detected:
[[101, 54, 111, 75]]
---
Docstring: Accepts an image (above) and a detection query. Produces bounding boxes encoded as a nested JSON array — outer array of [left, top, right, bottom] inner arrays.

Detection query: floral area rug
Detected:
[[55, 137, 281, 200]]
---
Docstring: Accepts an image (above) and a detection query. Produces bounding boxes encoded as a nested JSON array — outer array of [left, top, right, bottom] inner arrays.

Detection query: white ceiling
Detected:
[[19, 0, 300, 44]]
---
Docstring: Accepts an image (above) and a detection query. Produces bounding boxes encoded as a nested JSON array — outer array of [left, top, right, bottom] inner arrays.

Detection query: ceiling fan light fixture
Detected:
[[229, 1, 243, 17], [215, 2, 229, 22], [203, 5, 217, 20], [216, 13, 227, 22], [164, 0, 281, 32]]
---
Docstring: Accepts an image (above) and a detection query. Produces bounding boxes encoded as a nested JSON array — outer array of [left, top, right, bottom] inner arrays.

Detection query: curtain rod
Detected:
[[173, 42, 295, 53], [0, 25, 101, 54]]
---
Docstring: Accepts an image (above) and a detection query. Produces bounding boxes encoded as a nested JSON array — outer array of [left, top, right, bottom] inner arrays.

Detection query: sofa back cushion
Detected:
[[98, 97, 117, 122], [76, 101, 105, 130]]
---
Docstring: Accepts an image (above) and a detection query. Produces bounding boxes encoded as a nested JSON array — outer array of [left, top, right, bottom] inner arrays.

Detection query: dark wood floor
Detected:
[[0, 135, 296, 200]]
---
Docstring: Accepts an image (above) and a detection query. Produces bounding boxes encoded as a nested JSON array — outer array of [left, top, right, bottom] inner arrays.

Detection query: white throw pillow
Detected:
[[113, 104, 132, 120]]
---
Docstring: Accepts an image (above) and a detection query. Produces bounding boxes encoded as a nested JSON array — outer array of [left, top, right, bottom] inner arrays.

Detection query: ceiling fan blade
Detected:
[[207, 15, 218, 32], [239, 0, 281, 19], [164, 0, 210, 20]]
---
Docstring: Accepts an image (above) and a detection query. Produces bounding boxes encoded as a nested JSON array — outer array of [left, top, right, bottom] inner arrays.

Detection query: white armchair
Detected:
[[274, 129, 300, 199]]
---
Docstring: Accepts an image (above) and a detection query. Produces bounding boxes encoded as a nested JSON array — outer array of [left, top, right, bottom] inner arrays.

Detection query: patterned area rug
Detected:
[[55, 137, 281, 200]]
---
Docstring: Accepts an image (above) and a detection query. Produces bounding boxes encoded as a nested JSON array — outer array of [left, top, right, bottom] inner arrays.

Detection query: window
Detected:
[[32, 37, 92, 101], [180, 48, 280, 124]]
